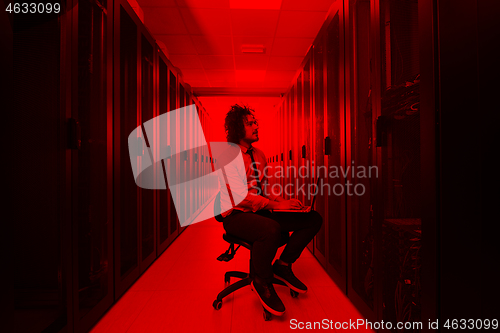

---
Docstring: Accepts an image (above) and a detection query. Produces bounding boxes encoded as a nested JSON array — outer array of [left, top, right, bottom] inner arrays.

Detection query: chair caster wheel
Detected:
[[213, 300, 222, 310], [290, 289, 299, 298], [263, 309, 272, 321]]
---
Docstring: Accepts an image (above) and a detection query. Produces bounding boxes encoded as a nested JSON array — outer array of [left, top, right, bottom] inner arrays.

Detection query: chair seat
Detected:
[[223, 231, 289, 250], [223, 233, 252, 250]]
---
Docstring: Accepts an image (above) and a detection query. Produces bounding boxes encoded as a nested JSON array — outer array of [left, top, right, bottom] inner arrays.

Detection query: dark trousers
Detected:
[[222, 209, 323, 283]]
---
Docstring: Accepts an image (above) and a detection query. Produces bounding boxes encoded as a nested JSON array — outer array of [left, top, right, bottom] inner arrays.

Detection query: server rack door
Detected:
[[375, 0, 422, 326], [199, 109, 202, 204], [313, 38, 327, 264], [168, 71, 179, 238], [139, 33, 156, 269], [278, 102, 285, 191], [178, 90, 190, 232], [347, 0, 377, 319], [72, 0, 114, 331], [303, 56, 315, 253], [195, 102, 201, 214], [114, 2, 140, 297], [282, 98, 288, 199], [270, 111, 277, 187], [303, 59, 313, 192], [192, 101, 197, 215], [346, 1, 376, 320], [324, 7, 347, 292], [296, 73, 305, 205], [13, 5, 70, 332], [184, 91, 191, 231], [187, 94, 194, 229], [183, 88, 191, 232], [178, 84, 187, 229], [283, 102, 287, 194], [290, 88, 297, 198], [157, 57, 174, 253], [200, 110, 204, 203]]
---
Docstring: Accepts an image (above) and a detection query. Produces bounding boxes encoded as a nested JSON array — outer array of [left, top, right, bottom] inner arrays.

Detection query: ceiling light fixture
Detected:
[[241, 44, 266, 54]]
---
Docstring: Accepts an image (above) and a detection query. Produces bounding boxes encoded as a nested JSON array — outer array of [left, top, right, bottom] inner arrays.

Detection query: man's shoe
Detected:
[[250, 276, 285, 316], [273, 261, 308, 294]]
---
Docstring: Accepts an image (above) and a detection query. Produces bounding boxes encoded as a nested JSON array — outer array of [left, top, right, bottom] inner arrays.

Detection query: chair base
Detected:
[[213, 234, 296, 320], [215, 271, 288, 303]]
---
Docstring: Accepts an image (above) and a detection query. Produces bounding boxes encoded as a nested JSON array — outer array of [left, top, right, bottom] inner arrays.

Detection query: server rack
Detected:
[[70, 0, 115, 331], [273, 0, 427, 328], [13, 1, 72, 331], [12, 0, 213, 331]]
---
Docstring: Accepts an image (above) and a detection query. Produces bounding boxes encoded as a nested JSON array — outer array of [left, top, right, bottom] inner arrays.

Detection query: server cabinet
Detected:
[[281, 98, 288, 199], [183, 90, 193, 231], [177, 84, 187, 231], [113, 0, 157, 298], [192, 101, 198, 219], [13, 4, 72, 332], [289, 89, 297, 199], [295, 73, 305, 205], [324, 4, 347, 292], [139, 32, 157, 270], [372, 0, 422, 326], [279, 103, 283, 192], [183, 89, 193, 231], [157, 56, 178, 254], [303, 57, 315, 254], [168, 70, 179, 239], [71, 0, 114, 331], [312, 35, 327, 265], [346, 0, 378, 320]]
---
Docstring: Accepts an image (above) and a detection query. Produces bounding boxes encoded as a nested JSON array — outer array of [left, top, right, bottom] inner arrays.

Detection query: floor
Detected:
[[90, 217, 375, 333]]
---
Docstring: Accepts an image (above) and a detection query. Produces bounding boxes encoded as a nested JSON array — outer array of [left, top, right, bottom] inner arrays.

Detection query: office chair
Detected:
[[212, 192, 299, 321]]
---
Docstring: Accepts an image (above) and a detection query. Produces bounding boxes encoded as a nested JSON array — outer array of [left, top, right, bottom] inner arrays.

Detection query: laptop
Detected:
[[273, 177, 320, 213]]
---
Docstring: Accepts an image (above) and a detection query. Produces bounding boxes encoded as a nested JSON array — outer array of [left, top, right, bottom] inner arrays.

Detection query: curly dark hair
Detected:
[[224, 104, 255, 144]]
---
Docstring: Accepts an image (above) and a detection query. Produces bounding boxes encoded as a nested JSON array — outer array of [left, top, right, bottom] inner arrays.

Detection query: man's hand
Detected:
[[290, 198, 304, 208], [277, 199, 303, 210]]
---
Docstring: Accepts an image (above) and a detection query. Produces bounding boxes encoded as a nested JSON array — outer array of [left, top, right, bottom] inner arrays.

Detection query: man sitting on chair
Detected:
[[219, 104, 323, 316]]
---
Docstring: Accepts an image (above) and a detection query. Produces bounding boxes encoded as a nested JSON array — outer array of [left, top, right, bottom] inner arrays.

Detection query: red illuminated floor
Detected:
[[90, 218, 374, 333]]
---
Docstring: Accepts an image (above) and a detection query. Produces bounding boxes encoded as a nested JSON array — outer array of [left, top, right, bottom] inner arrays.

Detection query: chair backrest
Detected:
[[214, 192, 224, 222]]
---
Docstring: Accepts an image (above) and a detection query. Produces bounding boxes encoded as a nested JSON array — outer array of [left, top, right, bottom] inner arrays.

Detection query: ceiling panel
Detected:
[[179, 68, 207, 81], [167, 54, 203, 69], [199, 55, 235, 70], [267, 56, 303, 70], [234, 55, 269, 70], [180, 8, 232, 35], [236, 81, 264, 88], [263, 80, 291, 88], [184, 78, 211, 87], [209, 81, 237, 87], [265, 70, 296, 81], [137, 0, 330, 99], [275, 11, 327, 38], [229, 0, 282, 10], [281, 0, 335, 11], [176, 0, 231, 9], [154, 35, 197, 54], [205, 70, 236, 82], [192, 35, 233, 55], [137, 0, 177, 7], [235, 70, 267, 82], [142, 7, 188, 34], [271, 37, 313, 56], [230, 9, 280, 36]]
